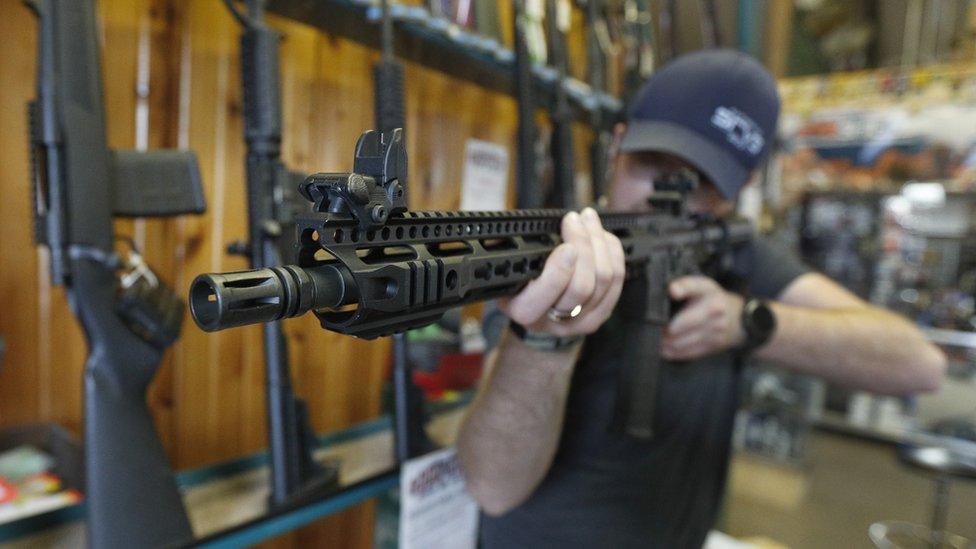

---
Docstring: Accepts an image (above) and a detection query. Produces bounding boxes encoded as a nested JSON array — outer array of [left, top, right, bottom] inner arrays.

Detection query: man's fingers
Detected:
[[552, 212, 596, 314], [503, 243, 578, 325], [668, 296, 722, 336], [505, 210, 626, 336], [574, 249, 625, 333], [543, 226, 626, 336], [662, 339, 710, 361], [560, 211, 589, 246], [669, 275, 720, 300], [581, 208, 613, 307], [605, 229, 626, 284], [662, 328, 714, 359], [663, 329, 704, 353]]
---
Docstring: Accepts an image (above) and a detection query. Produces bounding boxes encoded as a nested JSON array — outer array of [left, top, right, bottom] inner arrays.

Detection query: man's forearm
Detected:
[[757, 302, 946, 394], [456, 329, 580, 516]]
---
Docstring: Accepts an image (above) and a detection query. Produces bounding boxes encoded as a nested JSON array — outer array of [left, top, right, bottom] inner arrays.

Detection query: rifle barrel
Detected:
[[190, 264, 357, 331]]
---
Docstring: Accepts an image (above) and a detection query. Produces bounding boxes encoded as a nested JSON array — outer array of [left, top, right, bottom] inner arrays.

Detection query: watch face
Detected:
[[750, 302, 775, 334]]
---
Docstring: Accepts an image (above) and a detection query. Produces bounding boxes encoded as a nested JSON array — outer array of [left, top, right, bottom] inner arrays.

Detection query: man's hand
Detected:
[[499, 207, 626, 338], [662, 275, 745, 360]]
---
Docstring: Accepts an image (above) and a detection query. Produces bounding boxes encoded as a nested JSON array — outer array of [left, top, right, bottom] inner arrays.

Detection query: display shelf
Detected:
[[814, 411, 910, 446], [0, 405, 467, 546], [266, 0, 623, 121]]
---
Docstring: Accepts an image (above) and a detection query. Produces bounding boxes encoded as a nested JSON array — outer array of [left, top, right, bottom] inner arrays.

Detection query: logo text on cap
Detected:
[[710, 106, 764, 156]]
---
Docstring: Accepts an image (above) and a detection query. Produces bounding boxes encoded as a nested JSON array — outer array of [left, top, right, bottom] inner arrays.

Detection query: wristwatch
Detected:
[[508, 321, 583, 352], [737, 298, 776, 356]]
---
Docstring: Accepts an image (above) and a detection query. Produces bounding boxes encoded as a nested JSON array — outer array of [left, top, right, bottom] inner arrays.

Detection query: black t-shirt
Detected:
[[479, 235, 810, 549]]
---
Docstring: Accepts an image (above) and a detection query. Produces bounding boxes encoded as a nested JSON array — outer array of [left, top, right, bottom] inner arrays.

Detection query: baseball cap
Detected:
[[619, 49, 780, 199]]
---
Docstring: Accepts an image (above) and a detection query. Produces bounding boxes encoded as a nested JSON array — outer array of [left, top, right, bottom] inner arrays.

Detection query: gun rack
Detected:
[[267, 0, 623, 121]]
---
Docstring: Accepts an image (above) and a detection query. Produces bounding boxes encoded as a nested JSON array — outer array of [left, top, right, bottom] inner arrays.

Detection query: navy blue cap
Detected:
[[620, 49, 780, 199]]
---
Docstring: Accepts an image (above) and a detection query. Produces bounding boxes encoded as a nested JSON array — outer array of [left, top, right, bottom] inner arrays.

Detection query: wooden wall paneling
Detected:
[[406, 63, 519, 211], [171, 0, 252, 469], [0, 1, 598, 546], [0, 0, 43, 429], [567, 0, 587, 82]]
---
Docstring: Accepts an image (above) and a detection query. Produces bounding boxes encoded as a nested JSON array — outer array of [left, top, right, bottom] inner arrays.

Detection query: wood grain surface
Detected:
[[0, 0, 588, 545]]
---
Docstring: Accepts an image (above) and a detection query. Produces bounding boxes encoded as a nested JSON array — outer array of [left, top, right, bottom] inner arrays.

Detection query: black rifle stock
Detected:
[[189, 131, 752, 439], [222, 0, 339, 507], [26, 0, 204, 546]]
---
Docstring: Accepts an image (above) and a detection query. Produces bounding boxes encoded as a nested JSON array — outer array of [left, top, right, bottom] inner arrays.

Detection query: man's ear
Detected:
[[612, 123, 626, 145], [610, 123, 626, 157], [742, 171, 760, 190]]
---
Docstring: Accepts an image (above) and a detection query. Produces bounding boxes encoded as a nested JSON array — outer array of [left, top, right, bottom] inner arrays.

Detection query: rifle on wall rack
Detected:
[[25, 0, 205, 545], [221, 0, 339, 508], [372, 0, 434, 462], [512, 0, 542, 209], [583, 0, 613, 202], [621, 0, 655, 100], [698, 0, 721, 48], [545, 0, 577, 209], [188, 129, 753, 440]]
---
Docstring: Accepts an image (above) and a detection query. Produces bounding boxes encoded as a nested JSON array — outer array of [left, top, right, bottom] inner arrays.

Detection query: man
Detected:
[[456, 49, 947, 548]]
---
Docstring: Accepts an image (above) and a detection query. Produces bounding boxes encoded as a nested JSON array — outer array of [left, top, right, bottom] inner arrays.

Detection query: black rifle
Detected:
[[621, 0, 655, 101], [545, 0, 576, 209], [25, 0, 205, 546], [584, 0, 613, 201], [512, 0, 541, 209], [188, 132, 752, 439], [372, 0, 433, 462], [374, 0, 405, 142], [222, 0, 339, 507], [698, 0, 721, 48], [663, 0, 678, 62]]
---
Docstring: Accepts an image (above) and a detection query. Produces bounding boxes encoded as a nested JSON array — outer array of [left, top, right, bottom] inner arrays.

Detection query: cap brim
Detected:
[[619, 120, 748, 199]]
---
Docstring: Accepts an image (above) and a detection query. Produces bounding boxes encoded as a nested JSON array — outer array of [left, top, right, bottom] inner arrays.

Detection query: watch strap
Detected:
[[508, 321, 583, 352]]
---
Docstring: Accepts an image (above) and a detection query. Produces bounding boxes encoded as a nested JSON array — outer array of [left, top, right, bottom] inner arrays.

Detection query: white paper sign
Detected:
[[399, 447, 478, 549], [460, 139, 509, 211]]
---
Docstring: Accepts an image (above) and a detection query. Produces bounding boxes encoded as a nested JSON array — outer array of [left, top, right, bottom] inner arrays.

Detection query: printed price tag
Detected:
[[399, 447, 478, 549], [460, 139, 509, 211]]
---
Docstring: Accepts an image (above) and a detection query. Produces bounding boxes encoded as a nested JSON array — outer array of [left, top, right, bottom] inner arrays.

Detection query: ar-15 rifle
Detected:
[[26, 0, 205, 546], [221, 0, 338, 508], [188, 130, 752, 439]]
